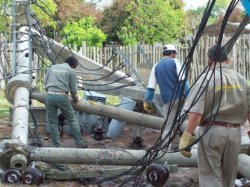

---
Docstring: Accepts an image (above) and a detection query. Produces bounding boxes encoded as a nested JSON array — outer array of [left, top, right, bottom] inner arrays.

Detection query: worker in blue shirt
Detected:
[[143, 44, 190, 150]]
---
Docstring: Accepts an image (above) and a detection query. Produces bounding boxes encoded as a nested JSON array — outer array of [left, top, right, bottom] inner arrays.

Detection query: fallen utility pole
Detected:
[[30, 147, 198, 167], [29, 147, 250, 180], [31, 92, 165, 129], [238, 153, 250, 178], [31, 92, 250, 149]]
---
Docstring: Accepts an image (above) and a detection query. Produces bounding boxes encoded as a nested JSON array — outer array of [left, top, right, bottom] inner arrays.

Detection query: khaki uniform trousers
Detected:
[[198, 125, 241, 187], [162, 100, 180, 148]]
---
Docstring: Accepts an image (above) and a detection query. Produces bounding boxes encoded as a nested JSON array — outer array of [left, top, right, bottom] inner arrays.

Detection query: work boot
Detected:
[[76, 143, 88, 148]]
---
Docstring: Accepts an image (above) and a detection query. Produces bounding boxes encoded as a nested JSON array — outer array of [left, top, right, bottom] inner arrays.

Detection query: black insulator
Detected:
[[92, 127, 105, 141], [2, 169, 22, 184], [129, 136, 145, 149], [21, 167, 44, 185], [146, 163, 170, 187]]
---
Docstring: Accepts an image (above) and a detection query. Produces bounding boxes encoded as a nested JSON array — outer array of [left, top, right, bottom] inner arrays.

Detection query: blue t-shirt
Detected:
[[155, 58, 185, 103]]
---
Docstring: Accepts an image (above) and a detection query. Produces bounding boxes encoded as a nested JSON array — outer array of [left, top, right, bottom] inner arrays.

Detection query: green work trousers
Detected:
[[45, 94, 84, 147]]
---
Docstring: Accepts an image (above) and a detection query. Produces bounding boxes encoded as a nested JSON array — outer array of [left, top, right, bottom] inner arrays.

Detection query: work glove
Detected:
[[179, 130, 194, 157], [143, 101, 153, 113]]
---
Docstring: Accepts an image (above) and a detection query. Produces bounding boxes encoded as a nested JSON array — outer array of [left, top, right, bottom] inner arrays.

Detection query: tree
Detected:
[[228, 7, 245, 22], [0, 0, 12, 33], [99, 0, 131, 43], [62, 16, 106, 49], [100, 0, 186, 45], [54, 0, 101, 23], [0, 0, 57, 36], [186, 0, 232, 29], [31, 0, 58, 28], [53, 0, 102, 40]]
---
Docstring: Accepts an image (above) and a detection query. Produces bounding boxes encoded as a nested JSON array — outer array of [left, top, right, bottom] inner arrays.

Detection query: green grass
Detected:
[[105, 94, 121, 106], [0, 91, 11, 118], [82, 91, 121, 106], [0, 109, 9, 118]]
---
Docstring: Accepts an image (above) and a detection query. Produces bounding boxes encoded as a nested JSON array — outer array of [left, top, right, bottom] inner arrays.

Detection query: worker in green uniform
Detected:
[[45, 56, 87, 148], [179, 45, 250, 187]]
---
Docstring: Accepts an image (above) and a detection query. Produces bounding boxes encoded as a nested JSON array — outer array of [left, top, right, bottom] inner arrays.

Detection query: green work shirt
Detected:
[[184, 63, 250, 124], [45, 63, 78, 97]]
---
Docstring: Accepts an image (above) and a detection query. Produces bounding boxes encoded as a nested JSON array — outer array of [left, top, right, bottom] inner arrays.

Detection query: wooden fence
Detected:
[[0, 34, 250, 85], [75, 34, 250, 84]]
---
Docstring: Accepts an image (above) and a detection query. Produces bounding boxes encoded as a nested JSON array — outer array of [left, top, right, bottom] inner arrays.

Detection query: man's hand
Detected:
[[179, 130, 193, 157], [143, 101, 153, 113]]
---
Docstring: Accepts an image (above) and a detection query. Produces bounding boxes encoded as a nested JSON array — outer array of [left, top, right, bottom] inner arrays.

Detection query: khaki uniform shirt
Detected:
[[45, 63, 78, 97], [184, 63, 250, 124]]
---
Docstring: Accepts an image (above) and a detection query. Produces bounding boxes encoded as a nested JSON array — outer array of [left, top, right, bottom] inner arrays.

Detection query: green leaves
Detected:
[[62, 17, 106, 50], [187, 0, 231, 27], [102, 0, 186, 45], [31, 0, 58, 28], [119, 0, 186, 44]]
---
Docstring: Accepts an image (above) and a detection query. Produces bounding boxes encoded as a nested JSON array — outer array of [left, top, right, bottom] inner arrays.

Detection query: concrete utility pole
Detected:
[[3, 0, 32, 171], [30, 92, 250, 179], [1, 0, 250, 185], [30, 147, 198, 167], [31, 92, 165, 129]]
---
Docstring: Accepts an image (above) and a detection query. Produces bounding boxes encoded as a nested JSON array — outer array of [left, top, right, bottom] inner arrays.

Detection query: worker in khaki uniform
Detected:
[[179, 45, 250, 187], [45, 56, 87, 148]]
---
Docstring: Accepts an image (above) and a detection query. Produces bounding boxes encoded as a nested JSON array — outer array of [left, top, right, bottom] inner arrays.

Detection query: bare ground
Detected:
[[0, 117, 249, 187]]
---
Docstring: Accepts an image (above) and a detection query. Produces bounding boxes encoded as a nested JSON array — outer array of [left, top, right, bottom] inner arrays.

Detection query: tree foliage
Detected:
[[62, 16, 106, 49], [122, 0, 186, 45], [228, 7, 244, 22], [0, 0, 12, 33], [99, 0, 131, 43], [100, 0, 186, 45], [31, 0, 58, 28], [54, 0, 101, 23], [187, 0, 233, 29], [0, 0, 57, 33]]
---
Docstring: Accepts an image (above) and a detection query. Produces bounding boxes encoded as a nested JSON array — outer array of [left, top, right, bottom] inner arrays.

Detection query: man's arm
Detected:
[[144, 64, 157, 113], [69, 70, 79, 103], [179, 112, 202, 157], [44, 68, 51, 91], [186, 112, 202, 134]]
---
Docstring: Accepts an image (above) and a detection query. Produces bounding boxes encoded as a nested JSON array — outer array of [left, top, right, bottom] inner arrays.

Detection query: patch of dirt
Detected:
[[0, 117, 249, 187]]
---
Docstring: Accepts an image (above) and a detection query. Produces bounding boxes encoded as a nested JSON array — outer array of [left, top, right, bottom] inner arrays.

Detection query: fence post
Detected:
[[74, 35, 250, 82], [82, 41, 86, 56]]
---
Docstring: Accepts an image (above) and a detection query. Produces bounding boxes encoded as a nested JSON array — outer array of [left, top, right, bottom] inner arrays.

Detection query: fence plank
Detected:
[[2, 35, 248, 87], [77, 35, 250, 83]]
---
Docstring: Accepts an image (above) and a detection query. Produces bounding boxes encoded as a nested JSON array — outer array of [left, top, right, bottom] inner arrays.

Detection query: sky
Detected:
[[182, 0, 209, 10], [95, 0, 243, 11], [96, 0, 210, 10]]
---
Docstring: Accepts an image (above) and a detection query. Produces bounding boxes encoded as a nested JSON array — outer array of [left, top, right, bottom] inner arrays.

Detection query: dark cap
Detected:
[[207, 45, 228, 62], [65, 56, 78, 68]]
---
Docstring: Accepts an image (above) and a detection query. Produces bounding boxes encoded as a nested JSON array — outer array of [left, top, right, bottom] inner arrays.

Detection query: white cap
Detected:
[[163, 44, 177, 52]]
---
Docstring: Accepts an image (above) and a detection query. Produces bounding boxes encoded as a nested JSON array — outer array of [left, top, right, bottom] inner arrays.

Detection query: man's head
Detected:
[[207, 45, 228, 63], [65, 56, 78, 69], [162, 44, 177, 57]]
